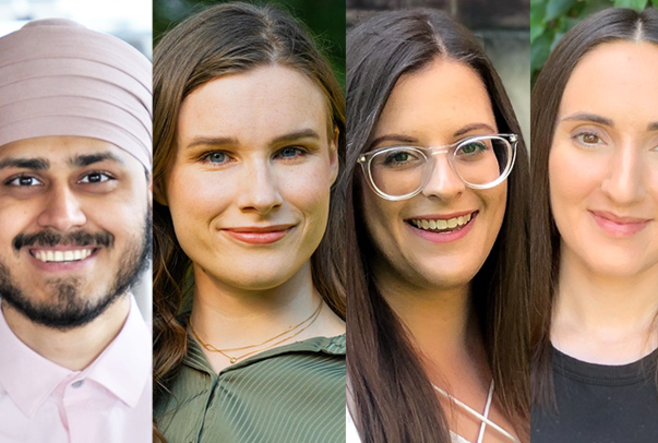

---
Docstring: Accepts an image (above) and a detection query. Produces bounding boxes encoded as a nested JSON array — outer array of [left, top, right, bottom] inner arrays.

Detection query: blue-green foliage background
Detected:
[[531, 0, 656, 84], [154, 0, 346, 88]]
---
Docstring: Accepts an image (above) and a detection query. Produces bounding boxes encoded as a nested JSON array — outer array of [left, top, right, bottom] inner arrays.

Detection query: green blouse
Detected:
[[155, 332, 346, 443]]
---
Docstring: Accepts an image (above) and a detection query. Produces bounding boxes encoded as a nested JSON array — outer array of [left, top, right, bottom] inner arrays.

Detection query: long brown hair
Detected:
[[345, 9, 530, 443], [152, 3, 346, 441], [531, 7, 658, 408]]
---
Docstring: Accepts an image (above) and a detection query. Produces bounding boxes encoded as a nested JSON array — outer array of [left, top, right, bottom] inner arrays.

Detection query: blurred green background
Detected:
[[531, 0, 656, 84], [154, 0, 346, 88]]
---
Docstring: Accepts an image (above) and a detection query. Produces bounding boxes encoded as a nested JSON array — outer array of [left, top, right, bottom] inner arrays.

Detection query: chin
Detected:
[[223, 266, 302, 291]]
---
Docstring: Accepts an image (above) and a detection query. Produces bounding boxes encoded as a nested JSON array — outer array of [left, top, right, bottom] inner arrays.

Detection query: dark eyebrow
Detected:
[[69, 152, 124, 167], [453, 123, 497, 138], [648, 122, 658, 131], [0, 157, 50, 171], [369, 134, 419, 149], [561, 112, 614, 127]]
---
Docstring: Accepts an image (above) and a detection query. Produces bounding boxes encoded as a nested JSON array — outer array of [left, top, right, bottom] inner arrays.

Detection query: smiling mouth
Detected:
[[407, 212, 477, 233], [30, 248, 97, 263]]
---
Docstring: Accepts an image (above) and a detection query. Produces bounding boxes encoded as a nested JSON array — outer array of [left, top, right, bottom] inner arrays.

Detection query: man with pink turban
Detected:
[[0, 19, 152, 442]]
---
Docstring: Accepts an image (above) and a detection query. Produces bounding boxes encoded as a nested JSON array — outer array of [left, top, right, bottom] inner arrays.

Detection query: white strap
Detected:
[[432, 381, 519, 443], [476, 381, 494, 443]]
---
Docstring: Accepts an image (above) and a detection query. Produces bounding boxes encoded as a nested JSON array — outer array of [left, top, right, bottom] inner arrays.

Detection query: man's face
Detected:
[[0, 136, 150, 329]]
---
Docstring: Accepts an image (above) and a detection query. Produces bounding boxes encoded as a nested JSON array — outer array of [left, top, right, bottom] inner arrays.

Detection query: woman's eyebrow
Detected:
[[369, 134, 419, 149], [269, 129, 320, 144], [453, 123, 496, 137], [647, 121, 658, 131], [561, 112, 614, 127], [185, 136, 238, 149]]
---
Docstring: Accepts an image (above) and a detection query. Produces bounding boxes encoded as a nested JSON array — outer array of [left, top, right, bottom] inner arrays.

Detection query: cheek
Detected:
[[165, 166, 234, 248], [548, 144, 599, 220]]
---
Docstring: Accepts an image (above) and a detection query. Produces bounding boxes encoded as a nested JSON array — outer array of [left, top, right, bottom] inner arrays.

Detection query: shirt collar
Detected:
[[0, 303, 72, 417], [0, 296, 150, 415], [83, 296, 151, 408]]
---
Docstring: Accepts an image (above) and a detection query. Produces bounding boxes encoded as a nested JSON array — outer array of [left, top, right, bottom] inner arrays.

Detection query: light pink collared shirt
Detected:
[[0, 296, 152, 443]]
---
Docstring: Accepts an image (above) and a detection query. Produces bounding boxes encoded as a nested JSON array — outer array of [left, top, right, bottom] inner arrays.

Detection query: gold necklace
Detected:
[[189, 301, 323, 364]]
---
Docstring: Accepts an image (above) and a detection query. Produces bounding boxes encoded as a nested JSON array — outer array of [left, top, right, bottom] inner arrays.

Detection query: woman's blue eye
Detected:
[[277, 147, 305, 159], [206, 152, 228, 164]]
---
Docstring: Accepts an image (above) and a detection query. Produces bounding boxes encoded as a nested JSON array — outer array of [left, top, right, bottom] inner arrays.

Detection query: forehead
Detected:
[[375, 58, 495, 138], [560, 41, 658, 123], [177, 65, 330, 146]]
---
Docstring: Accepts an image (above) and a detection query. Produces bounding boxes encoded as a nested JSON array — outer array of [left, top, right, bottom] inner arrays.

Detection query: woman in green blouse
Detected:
[[151, 3, 346, 442]]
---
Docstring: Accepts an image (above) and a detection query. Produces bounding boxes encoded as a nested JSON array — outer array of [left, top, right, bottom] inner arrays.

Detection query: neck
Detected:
[[552, 246, 658, 362], [1, 294, 130, 371], [190, 261, 322, 349]]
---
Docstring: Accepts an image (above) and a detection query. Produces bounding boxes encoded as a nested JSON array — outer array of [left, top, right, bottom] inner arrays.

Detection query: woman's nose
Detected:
[[236, 160, 284, 214], [420, 153, 465, 201], [600, 143, 647, 205]]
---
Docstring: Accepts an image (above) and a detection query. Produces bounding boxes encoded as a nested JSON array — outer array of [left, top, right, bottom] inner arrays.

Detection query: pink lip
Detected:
[[222, 225, 295, 245], [589, 210, 651, 238], [406, 211, 478, 243]]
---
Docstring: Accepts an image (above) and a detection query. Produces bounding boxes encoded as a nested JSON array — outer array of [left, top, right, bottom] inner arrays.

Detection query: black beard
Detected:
[[0, 211, 152, 331]]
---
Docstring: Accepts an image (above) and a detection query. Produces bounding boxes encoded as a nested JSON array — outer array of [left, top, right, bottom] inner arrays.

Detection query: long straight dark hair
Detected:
[[151, 3, 346, 441], [531, 7, 658, 408], [345, 9, 530, 443]]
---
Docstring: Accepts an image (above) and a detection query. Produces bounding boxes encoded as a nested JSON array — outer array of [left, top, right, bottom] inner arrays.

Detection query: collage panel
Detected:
[[0, 1, 153, 442], [530, 2, 658, 442], [151, 1, 347, 442], [345, 1, 530, 442]]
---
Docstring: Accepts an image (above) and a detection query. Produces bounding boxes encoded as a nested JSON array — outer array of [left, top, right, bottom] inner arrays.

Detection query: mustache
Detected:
[[13, 230, 114, 250]]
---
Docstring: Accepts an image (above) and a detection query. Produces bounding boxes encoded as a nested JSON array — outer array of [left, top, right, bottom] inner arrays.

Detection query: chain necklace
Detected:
[[189, 301, 323, 364]]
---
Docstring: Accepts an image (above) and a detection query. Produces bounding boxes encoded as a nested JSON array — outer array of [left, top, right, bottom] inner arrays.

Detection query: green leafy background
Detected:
[[531, 0, 656, 84]]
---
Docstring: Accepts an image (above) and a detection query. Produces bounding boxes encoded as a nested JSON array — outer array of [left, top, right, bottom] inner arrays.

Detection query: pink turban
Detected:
[[0, 19, 152, 169]]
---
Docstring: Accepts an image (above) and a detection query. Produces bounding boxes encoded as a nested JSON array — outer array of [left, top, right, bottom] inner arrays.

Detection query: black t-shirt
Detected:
[[532, 346, 658, 443]]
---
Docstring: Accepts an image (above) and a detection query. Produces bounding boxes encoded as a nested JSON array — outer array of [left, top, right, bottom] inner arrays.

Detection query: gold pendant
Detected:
[[230, 357, 237, 364]]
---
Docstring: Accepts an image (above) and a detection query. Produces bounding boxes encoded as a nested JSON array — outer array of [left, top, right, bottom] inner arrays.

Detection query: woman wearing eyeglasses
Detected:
[[345, 9, 529, 443], [531, 8, 658, 443]]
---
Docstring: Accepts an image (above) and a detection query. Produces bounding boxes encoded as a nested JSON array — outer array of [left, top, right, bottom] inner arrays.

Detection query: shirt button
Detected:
[[71, 380, 84, 388]]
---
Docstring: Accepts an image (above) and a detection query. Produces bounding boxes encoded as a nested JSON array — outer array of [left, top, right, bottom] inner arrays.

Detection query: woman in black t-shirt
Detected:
[[530, 8, 658, 443]]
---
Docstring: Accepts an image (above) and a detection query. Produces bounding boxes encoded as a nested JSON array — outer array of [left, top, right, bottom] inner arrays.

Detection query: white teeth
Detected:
[[410, 213, 473, 231], [33, 249, 94, 263]]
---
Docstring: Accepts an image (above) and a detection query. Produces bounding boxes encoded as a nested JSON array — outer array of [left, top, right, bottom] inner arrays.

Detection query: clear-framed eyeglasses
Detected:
[[357, 134, 518, 201]]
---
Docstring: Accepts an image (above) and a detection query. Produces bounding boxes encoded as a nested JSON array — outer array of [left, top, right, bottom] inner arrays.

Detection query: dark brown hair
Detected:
[[345, 9, 530, 443], [152, 3, 346, 441], [531, 7, 658, 407]]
